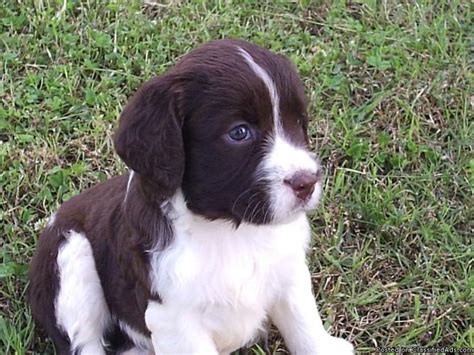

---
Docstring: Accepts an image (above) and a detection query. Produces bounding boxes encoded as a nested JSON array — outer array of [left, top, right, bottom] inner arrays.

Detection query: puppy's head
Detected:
[[115, 39, 322, 225]]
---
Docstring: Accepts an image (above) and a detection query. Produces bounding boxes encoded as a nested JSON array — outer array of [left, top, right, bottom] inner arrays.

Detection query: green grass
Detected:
[[1, 0, 472, 353]]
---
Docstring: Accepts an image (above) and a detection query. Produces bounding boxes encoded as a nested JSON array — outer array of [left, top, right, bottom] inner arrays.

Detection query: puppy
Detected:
[[28, 39, 353, 355]]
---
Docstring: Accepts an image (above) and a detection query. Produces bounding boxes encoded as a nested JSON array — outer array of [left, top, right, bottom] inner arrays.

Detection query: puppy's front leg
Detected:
[[145, 301, 218, 355], [270, 261, 354, 355]]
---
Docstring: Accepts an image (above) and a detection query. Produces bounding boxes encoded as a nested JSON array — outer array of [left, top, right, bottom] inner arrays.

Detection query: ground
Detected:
[[0, 0, 472, 353]]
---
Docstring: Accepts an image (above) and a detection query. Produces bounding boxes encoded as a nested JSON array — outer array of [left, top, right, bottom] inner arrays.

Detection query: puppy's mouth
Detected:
[[294, 196, 313, 209], [270, 179, 322, 223], [293, 185, 319, 210]]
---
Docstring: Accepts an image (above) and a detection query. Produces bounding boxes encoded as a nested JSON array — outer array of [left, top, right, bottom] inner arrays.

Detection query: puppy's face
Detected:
[[115, 40, 322, 225]]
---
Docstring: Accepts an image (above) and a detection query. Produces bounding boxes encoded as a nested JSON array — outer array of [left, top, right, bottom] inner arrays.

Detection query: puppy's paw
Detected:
[[316, 336, 354, 355]]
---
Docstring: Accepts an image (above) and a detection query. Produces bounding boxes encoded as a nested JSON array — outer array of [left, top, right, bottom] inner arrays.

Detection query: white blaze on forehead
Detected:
[[238, 46, 322, 222], [237, 47, 282, 133]]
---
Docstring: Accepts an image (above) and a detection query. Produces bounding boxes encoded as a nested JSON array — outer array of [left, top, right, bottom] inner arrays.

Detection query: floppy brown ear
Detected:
[[114, 75, 184, 199]]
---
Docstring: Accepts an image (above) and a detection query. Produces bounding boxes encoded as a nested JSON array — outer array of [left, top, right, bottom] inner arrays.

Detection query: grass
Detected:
[[1, 0, 472, 353]]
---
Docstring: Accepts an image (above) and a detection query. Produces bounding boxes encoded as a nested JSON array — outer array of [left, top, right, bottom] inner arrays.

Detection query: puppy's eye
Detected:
[[228, 124, 251, 141]]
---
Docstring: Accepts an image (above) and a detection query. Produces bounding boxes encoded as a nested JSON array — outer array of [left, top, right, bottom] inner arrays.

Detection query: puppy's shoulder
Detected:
[[44, 174, 130, 237]]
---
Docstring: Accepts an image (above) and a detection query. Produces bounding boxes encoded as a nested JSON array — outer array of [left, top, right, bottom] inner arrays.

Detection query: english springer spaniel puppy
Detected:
[[28, 39, 353, 355]]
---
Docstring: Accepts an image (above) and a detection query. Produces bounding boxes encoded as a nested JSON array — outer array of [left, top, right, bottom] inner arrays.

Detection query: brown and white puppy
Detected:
[[28, 39, 353, 355]]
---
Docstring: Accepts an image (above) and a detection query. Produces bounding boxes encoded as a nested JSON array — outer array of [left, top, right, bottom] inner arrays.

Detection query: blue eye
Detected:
[[228, 124, 251, 141]]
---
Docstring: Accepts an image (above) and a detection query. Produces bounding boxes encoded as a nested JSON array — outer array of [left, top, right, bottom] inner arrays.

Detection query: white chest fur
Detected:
[[146, 194, 311, 353]]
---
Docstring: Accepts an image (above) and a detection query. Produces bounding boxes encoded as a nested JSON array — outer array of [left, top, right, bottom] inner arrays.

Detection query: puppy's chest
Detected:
[[150, 215, 308, 349], [157, 220, 289, 306]]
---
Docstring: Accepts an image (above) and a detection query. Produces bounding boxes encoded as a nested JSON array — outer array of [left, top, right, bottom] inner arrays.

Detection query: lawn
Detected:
[[1, 0, 472, 353]]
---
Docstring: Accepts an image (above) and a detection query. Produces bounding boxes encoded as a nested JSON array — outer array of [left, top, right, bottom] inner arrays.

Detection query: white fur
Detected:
[[270, 263, 354, 354], [120, 347, 153, 355], [119, 347, 155, 355], [145, 193, 352, 354], [261, 136, 322, 222], [238, 47, 282, 133], [124, 170, 135, 204], [55, 230, 110, 354], [118, 320, 153, 353]]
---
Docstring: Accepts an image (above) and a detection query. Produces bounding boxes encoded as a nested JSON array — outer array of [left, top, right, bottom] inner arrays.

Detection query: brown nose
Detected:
[[284, 171, 319, 200]]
